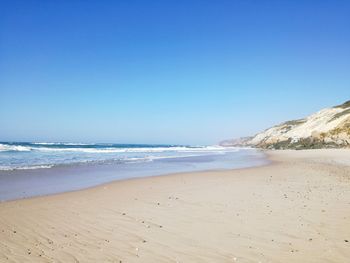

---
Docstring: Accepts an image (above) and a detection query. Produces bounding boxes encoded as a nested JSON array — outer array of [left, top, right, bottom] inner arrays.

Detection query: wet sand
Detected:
[[0, 149, 349, 262], [0, 149, 267, 201]]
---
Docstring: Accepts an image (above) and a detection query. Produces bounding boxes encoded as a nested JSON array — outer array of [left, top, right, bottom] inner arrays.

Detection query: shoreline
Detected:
[[1, 149, 349, 262], [0, 148, 267, 202], [1, 164, 271, 205]]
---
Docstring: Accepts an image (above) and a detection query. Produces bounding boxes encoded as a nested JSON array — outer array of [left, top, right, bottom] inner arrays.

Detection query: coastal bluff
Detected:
[[221, 100, 350, 149]]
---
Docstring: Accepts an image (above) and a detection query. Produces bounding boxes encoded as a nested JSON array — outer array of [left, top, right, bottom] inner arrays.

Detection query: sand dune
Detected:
[[0, 149, 350, 262]]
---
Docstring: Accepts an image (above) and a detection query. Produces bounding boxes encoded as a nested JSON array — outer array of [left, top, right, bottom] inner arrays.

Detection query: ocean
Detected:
[[0, 142, 268, 200]]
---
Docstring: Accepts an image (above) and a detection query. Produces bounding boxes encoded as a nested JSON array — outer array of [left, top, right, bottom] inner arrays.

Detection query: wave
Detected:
[[35, 145, 236, 153], [0, 151, 226, 171], [0, 142, 97, 151], [0, 143, 237, 154], [32, 142, 94, 146], [0, 142, 241, 171], [0, 165, 54, 171], [0, 144, 32, 152]]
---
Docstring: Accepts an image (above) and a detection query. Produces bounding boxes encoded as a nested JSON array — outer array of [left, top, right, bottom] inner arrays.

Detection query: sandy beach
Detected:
[[0, 149, 349, 263]]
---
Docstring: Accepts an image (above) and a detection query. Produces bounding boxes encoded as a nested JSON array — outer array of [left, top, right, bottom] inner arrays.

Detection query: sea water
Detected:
[[0, 142, 268, 200]]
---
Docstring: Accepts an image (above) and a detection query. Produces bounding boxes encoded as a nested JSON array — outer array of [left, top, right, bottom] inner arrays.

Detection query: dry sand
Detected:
[[0, 149, 349, 262]]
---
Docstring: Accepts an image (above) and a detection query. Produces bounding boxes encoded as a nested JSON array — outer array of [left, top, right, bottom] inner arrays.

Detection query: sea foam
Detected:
[[0, 142, 240, 170]]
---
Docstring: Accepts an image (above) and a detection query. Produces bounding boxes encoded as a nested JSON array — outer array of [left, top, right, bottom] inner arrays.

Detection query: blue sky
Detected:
[[0, 0, 349, 144]]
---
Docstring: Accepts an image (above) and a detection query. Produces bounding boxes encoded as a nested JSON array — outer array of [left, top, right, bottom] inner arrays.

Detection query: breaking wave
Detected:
[[0, 142, 240, 170], [0, 144, 32, 152]]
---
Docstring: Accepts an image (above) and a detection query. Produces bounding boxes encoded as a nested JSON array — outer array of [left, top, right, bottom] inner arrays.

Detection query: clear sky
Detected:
[[1, 0, 349, 145]]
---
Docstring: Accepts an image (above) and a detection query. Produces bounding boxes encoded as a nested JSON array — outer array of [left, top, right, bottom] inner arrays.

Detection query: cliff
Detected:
[[222, 100, 350, 149]]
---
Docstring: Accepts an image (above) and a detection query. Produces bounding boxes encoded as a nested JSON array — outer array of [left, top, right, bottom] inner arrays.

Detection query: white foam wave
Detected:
[[0, 143, 239, 154], [0, 145, 243, 170], [34, 145, 238, 154], [0, 165, 53, 171], [0, 144, 32, 152], [0, 142, 239, 156]]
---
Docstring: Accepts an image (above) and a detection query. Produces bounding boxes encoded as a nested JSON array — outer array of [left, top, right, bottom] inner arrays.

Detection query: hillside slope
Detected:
[[223, 100, 350, 149]]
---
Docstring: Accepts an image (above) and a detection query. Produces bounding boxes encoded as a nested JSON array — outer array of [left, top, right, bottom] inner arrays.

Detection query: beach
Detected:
[[0, 149, 349, 262]]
